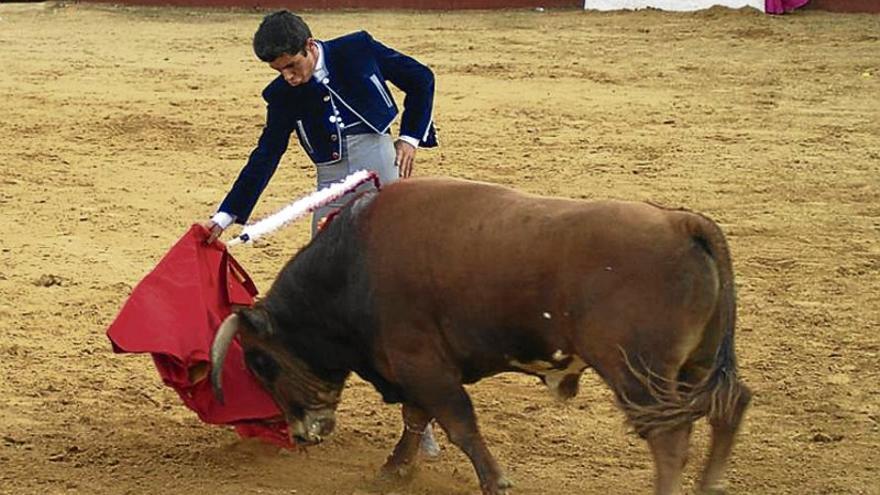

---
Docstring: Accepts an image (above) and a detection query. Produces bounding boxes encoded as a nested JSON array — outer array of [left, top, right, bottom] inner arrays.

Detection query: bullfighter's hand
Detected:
[[202, 220, 225, 244], [395, 140, 416, 179]]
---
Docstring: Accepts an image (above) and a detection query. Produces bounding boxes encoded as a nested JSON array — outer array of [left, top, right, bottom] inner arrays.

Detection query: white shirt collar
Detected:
[[312, 41, 328, 82]]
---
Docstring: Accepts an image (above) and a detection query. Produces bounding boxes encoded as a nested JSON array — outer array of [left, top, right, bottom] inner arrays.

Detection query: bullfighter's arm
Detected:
[[367, 33, 436, 148], [217, 96, 293, 224]]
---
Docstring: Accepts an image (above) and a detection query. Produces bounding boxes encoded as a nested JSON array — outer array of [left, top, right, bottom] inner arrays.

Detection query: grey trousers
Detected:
[[312, 133, 398, 236]]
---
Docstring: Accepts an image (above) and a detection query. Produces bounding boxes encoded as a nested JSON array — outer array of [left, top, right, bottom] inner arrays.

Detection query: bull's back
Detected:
[[364, 177, 660, 255], [362, 178, 694, 286]]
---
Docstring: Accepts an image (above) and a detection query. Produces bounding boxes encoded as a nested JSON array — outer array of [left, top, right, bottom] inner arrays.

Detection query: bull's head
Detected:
[[210, 307, 345, 445]]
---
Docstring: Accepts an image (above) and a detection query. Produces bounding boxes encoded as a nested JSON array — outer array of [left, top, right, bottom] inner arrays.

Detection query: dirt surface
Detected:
[[1, 3, 878, 494]]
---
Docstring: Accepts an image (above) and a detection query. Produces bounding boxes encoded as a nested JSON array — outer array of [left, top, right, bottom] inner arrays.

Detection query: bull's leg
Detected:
[[646, 423, 693, 495], [430, 386, 512, 495], [380, 403, 432, 479], [610, 365, 692, 495], [382, 325, 508, 494], [697, 384, 752, 494]]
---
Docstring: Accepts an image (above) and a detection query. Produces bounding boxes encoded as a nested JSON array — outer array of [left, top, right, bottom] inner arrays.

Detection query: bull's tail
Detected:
[[618, 212, 750, 437], [686, 212, 747, 427]]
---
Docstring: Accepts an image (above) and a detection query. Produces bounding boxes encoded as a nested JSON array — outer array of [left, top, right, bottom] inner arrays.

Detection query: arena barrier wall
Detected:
[[84, 0, 582, 9], [80, 0, 879, 13], [805, 0, 880, 13]]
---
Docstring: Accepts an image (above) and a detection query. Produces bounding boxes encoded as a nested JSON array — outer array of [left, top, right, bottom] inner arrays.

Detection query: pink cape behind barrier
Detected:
[[106, 225, 293, 448], [766, 0, 809, 13]]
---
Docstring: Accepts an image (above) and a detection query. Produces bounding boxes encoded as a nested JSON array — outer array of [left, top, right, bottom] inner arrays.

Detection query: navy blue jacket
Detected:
[[219, 31, 437, 223]]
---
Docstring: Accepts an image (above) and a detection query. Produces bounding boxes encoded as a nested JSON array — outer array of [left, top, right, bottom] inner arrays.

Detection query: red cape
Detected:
[[107, 225, 292, 447]]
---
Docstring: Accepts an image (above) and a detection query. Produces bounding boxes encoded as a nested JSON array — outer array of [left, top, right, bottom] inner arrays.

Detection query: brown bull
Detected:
[[211, 177, 751, 495]]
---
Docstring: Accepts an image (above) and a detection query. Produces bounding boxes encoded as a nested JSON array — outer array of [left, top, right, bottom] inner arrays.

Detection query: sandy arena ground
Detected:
[[0, 2, 878, 494]]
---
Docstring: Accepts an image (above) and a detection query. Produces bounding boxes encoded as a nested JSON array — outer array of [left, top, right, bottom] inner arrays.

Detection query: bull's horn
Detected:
[[210, 313, 240, 405]]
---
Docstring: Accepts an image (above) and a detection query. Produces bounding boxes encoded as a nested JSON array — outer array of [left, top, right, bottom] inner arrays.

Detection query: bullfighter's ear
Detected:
[[237, 307, 273, 338]]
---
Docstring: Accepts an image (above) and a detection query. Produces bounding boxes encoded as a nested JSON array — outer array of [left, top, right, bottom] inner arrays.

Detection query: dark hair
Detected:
[[253, 10, 312, 63]]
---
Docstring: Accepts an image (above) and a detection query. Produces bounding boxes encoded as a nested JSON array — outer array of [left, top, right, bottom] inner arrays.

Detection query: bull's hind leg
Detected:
[[381, 403, 433, 479], [611, 367, 693, 495], [697, 383, 752, 494], [646, 423, 693, 495]]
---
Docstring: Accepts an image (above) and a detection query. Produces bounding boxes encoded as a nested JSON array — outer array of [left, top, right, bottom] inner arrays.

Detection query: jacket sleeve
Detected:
[[368, 33, 437, 147], [218, 88, 293, 224]]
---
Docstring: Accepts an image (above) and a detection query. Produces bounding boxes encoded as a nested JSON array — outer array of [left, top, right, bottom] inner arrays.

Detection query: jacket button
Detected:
[[331, 152, 339, 159], [330, 134, 338, 142], [329, 116, 337, 123], [322, 77, 330, 85], [323, 95, 330, 102]]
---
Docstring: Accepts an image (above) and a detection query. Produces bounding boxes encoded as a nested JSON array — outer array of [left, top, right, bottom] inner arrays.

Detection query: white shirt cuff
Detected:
[[211, 211, 236, 229], [397, 135, 420, 149]]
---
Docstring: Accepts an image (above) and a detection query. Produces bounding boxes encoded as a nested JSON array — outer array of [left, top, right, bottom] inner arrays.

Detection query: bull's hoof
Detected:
[[481, 476, 514, 495], [378, 461, 418, 481], [696, 483, 728, 495]]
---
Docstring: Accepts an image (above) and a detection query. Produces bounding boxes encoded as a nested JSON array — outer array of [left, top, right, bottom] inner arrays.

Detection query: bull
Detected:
[[211, 177, 751, 495]]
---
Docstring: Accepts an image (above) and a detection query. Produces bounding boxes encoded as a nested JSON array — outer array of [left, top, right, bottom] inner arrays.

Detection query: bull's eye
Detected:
[[244, 349, 280, 384], [286, 401, 306, 420]]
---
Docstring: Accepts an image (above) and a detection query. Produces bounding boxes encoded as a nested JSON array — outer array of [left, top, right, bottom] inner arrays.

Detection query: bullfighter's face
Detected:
[[269, 39, 319, 87]]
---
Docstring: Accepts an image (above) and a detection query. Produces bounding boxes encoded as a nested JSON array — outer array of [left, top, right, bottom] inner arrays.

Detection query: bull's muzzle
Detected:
[[291, 409, 337, 445]]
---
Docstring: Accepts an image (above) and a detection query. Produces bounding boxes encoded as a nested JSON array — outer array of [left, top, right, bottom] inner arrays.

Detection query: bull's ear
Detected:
[[237, 307, 273, 338]]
